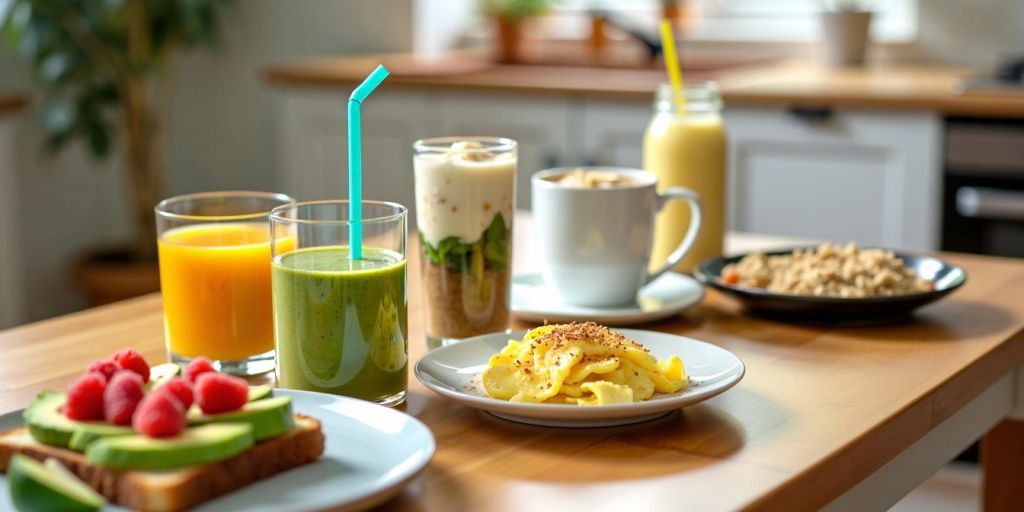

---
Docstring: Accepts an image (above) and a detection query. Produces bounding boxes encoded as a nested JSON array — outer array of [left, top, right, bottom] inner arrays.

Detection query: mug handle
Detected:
[[646, 187, 702, 284]]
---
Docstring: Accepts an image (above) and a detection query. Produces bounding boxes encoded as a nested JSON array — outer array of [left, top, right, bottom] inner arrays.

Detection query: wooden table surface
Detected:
[[2, 233, 1024, 511]]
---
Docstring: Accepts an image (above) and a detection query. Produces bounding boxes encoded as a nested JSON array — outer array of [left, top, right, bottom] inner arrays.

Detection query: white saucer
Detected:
[[511, 272, 704, 326], [415, 329, 745, 427]]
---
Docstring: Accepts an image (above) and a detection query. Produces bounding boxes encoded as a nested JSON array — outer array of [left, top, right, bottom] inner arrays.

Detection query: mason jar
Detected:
[[643, 82, 726, 273]]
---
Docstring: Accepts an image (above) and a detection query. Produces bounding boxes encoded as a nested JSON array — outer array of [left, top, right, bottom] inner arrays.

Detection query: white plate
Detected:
[[415, 329, 744, 427], [511, 272, 705, 326], [0, 389, 435, 512]]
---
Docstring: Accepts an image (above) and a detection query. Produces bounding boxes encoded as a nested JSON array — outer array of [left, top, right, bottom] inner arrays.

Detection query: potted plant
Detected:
[[820, 0, 873, 67], [0, 0, 230, 304], [482, 0, 555, 63]]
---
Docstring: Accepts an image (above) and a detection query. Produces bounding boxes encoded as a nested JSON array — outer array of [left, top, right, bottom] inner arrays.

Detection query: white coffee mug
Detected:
[[531, 167, 702, 307]]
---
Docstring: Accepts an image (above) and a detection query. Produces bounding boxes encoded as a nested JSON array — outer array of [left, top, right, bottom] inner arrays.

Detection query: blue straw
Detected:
[[347, 64, 389, 259]]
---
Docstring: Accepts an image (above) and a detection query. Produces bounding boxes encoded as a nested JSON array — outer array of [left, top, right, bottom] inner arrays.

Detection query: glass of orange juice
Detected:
[[155, 191, 294, 376]]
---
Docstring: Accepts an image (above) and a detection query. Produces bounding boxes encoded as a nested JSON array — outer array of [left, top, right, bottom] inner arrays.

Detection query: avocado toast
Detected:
[[0, 353, 325, 511]]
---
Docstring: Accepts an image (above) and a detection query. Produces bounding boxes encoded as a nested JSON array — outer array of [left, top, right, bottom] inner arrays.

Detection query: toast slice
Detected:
[[0, 414, 325, 512]]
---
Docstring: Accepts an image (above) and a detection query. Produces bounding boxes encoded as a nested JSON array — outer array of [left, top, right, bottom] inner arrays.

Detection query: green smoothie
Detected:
[[272, 246, 407, 404]]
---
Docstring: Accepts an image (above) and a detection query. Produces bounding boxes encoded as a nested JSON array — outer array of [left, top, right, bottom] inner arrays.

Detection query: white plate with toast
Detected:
[[415, 329, 745, 427], [0, 388, 435, 511]]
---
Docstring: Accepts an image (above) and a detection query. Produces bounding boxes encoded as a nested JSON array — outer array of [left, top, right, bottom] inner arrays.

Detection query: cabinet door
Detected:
[[579, 99, 651, 169], [279, 90, 440, 211], [725, 107, 942, 250], [439, 92, 570, 208]]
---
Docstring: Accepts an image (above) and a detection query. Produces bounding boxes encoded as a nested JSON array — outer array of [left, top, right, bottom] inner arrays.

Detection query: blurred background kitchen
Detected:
[[1, 1, 1022, 509], [0, 0, 1022, 325]]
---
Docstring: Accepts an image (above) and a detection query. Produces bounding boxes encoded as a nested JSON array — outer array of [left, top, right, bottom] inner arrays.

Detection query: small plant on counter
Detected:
[[482, 0, 559, 63], [481, 0, 555, 21], [824, 0, 872, 11]]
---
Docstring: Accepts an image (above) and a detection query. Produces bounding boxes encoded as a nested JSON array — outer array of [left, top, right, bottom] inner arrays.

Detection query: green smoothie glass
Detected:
[[270, 200, 408, 407]]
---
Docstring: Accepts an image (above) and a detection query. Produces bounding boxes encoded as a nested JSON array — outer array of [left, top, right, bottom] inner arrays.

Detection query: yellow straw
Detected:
[[659, 20, 686, 114]]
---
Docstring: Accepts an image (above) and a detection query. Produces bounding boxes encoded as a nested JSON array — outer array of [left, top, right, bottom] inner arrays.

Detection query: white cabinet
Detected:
[[279, 90, 440, 213], [724, 107, 942, 250], [439, 92, 570, 207], [277, 88, 944, 250], [579, 98, 651, 169], [278, 90, 568, 214]]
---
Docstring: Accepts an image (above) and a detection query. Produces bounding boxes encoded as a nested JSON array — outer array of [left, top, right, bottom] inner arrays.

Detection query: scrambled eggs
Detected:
[[481, 322, 687, 406]]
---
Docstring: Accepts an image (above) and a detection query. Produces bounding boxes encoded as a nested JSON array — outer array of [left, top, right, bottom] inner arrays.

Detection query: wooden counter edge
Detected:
[[263, 67, 666, 100], [748, 326, 1024, 511], [264, 58, 1024, 117]]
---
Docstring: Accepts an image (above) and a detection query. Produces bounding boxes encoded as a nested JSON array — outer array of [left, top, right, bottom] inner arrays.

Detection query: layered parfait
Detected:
[[413, 138, 517, 346]]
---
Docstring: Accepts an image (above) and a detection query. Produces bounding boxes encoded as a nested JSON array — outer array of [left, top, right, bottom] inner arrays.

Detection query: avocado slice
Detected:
[[146, 362, 182, 392], [85, 423, 254, 471], [23, 392, 137, 450], [6, 455, 106, 512], [68, 422, 134, 452], [188, 396, 293, 441], [23, 391, 78, 447], [247, 385, 273, 402]]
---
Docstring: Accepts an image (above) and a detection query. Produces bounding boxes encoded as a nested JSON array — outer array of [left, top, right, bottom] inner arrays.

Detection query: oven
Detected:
[[942, 118, 1024, 257]]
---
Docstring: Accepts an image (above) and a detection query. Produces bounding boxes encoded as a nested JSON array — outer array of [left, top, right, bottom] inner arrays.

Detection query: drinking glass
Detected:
[[155, 191, 294, 376], [270, 200, 408, 406], [413, 136, 517, 348]]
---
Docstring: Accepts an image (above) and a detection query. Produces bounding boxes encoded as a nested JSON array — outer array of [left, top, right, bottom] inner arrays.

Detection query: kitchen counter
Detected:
[[266, 54, 1024, 118]]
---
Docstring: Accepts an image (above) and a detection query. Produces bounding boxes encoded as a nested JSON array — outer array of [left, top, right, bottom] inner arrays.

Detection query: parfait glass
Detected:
[[413, 137, 517, 348]]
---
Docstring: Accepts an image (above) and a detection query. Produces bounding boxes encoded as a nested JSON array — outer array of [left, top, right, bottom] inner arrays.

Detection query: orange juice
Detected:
[[158, 223, 288, 361]]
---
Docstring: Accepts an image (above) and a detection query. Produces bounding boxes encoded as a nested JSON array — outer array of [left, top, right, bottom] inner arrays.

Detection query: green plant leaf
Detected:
[[42, 98, 74, 133], [86, 118, 111, 157], [419, 212, 509, 275], [0, 0, 15, 28], [483, 212, 508, 270], [482, 0, 558, 21]]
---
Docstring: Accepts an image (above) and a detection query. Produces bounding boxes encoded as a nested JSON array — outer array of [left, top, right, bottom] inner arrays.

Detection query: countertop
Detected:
[[266, 54, 1024, 118], [3, 227, 1024, 510]]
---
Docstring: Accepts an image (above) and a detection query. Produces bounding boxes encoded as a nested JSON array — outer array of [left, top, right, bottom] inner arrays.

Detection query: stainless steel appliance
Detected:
[[942, 118, 1024, 257]]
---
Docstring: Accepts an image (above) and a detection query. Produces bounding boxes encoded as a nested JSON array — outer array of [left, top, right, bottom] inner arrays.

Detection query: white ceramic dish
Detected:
[[415, 329, 744, 427], [0, 389, 435, 512], [511, 272, 704, 326]]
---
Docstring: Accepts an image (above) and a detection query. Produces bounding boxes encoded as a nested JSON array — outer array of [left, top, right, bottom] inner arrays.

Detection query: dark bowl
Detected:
[[694, 248, 968, 323]]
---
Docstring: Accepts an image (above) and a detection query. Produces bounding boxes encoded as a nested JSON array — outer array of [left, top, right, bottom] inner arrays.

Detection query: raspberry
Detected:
[[65, 372, 107, 421], [133, 390, 186, 438], [104, 371, 145, 425], [183, 357, 216, 384], [160, 377, 194, 410], [194, 372, 248, 414], [112, 349, 150, 384], [85, 359, 118, 382]]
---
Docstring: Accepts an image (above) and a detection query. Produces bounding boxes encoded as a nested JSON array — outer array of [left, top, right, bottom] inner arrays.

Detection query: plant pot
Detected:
[[820, 10, 873, 67], [495, 16, 523, 64], [72, 248, 161, 306]]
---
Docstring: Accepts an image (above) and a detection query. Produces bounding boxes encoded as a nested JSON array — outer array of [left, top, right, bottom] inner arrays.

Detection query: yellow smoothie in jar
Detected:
[[644, 83, 726, 273]]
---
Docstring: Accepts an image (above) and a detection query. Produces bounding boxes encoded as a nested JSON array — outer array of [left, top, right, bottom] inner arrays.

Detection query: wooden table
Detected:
[[2, 232, 1024, 511]]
